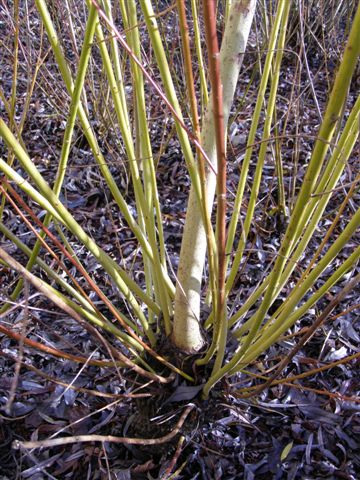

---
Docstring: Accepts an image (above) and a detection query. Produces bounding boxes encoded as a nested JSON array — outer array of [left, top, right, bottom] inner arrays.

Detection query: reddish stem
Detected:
[[202, 0, 227, 328]]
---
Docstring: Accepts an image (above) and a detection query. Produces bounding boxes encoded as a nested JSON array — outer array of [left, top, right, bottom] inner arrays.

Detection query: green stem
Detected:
[[225, 0, 286, 276], [232, 2, 360, 360], [35, 0, 175, 303], [229, 93, 360, 329], [1, 4, 98, 313]]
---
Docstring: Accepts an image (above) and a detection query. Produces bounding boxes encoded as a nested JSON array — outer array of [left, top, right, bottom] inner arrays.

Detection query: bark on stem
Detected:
[[173, 0, 257, 352]]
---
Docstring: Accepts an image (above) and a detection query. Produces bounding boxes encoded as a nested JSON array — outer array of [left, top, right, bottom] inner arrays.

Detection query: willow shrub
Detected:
[[0, 0, 359, 403]]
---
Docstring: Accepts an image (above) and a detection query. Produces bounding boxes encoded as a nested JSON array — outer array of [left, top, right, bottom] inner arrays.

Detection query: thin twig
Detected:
[[1, 350, 152, 400], [5, 278, 30, 414], [13, 404, 194, 450], [160, 435, 185, 479]]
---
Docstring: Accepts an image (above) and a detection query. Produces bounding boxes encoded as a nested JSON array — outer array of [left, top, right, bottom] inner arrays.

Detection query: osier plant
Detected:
[[0, 0, 359, 425]]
